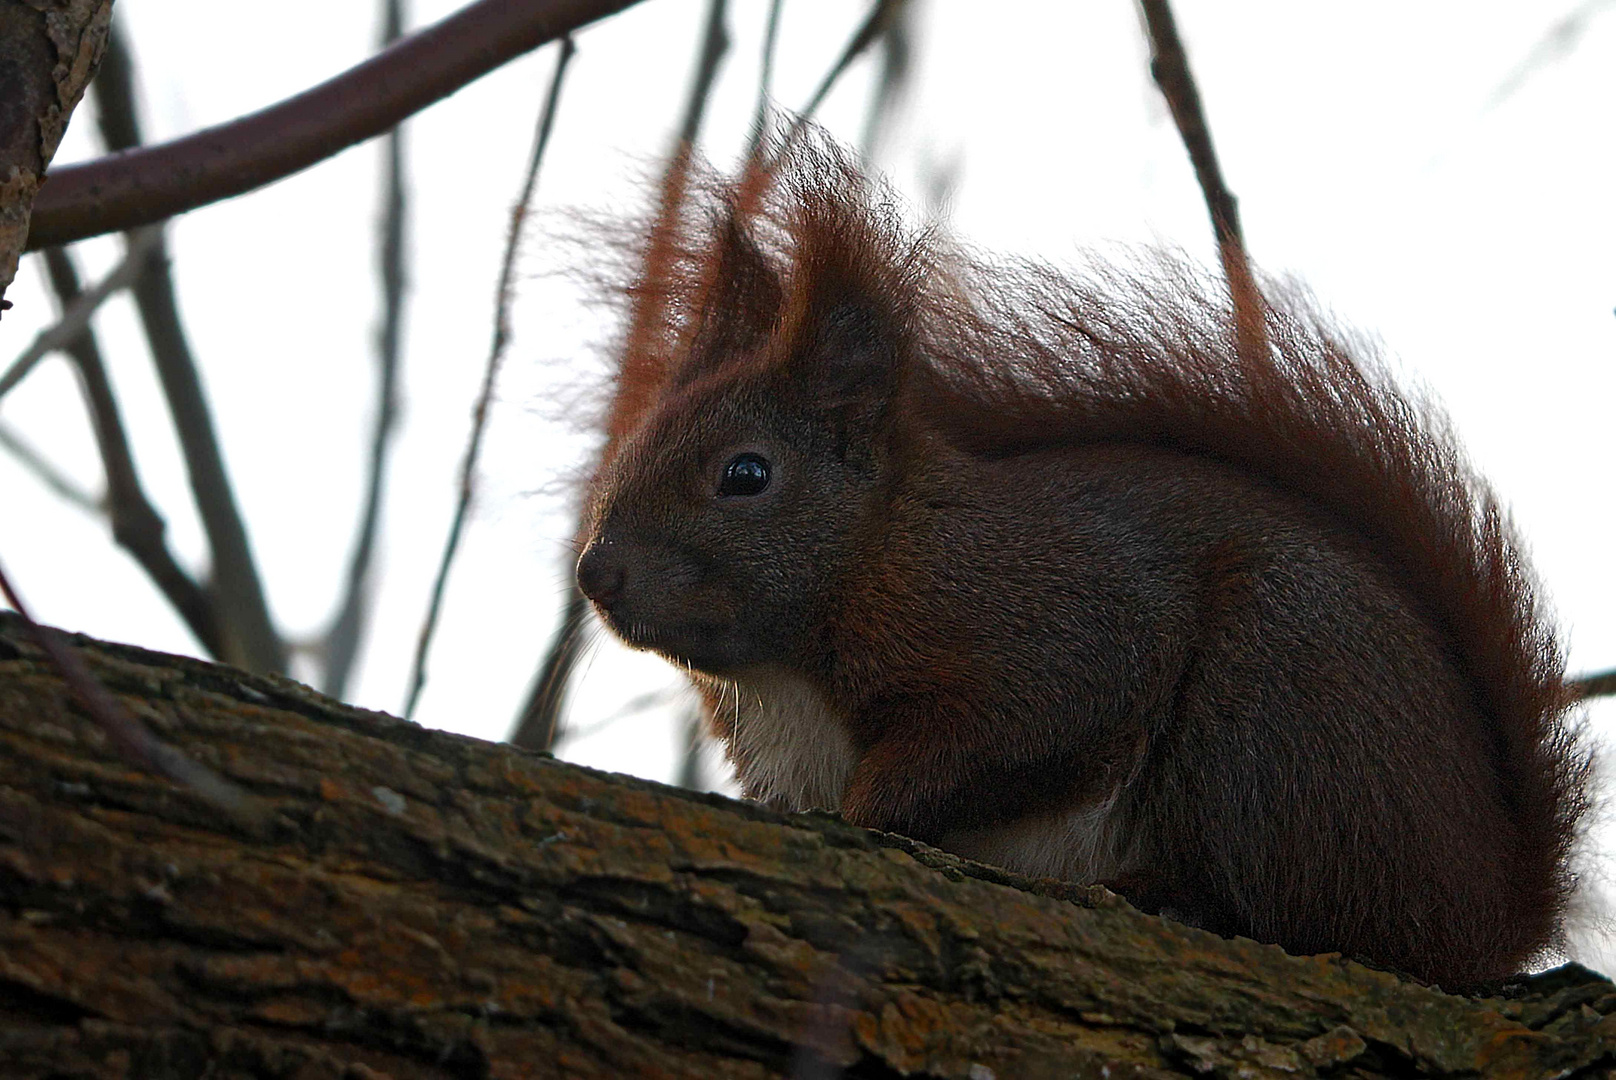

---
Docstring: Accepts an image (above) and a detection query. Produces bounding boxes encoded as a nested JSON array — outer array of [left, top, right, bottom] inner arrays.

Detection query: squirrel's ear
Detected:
[[777, 228, 916, 420], [678, 218, 784, 385], [789, 294, 902, 412]]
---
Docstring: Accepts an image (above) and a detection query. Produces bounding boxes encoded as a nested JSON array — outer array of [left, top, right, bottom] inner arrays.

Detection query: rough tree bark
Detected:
[[1, 613, 1613, 1079], [0, 0, 111, 309]]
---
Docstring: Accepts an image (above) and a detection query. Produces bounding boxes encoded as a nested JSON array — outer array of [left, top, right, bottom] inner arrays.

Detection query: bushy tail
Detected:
[[920, 252, 1588, 945]]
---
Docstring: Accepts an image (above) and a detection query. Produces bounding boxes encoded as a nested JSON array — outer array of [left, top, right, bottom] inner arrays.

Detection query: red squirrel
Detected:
[[573, 135, 1588, 989]]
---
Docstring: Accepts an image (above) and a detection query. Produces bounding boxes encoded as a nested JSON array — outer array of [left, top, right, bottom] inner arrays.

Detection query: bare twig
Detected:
[[0, 227, 162, 402], [674, 700, 707, 790], [0, 419, 101, 512], [678, 0, 731, 146], [791, 0, 905, 136], [746, 0, 785, 157], [26, 0, 646, 251], [404, 36, 577, 720], [1135, 0, 1266, 363], [546, 682, 682, 752], [1574, 669, 1616, 701], [509, 587, 589, 750], [139, 242, 284, 673], [857, 0, 915, 163], [1487, 0, 1615, 109], [90, 14, 142, 152], [321, 0, 412, 701], [41, 245, 226, 660], [0, 559, 267, 826], [509, 0, 736, 752], [90, 24, 286, 676]]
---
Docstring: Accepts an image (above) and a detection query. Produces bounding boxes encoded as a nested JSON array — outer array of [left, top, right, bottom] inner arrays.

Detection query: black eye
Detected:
[[718, 453, 771, 497]]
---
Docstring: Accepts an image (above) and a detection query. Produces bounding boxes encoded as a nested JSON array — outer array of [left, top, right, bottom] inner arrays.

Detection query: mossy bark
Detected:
[[0, 612, 1612, 1079]]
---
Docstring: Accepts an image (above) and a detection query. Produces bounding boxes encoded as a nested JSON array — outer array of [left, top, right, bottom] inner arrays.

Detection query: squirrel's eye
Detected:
[[718, 453, 771, 497]]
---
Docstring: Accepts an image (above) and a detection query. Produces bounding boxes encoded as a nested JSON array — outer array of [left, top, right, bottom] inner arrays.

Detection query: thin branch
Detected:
[[320, 0, 412, 702], [509, 0, 736, 752], [1136, 0, 1244, 251], [674, 700, 707, 790], [1573, 669, 1616, 701], [41, 245, 226, 660], [1487, 0, 1615, 109], [857, 0, 914, 163], [25, 0, 646, 251], [404, 36, 577, 720], [91, 24, 286, 676], [677, 0, 731, 147], [508, 587, 589, 750], [0, 559, 267, 827], [1135, 0, 1267, 364], [0, 227, 162, 403], [791, 0, 905, 134], [90, 13, 142, 152], [0, 418, 101, 513], [546, 681, 680, 753], [138, 239, 284, 673], [746, 0, 785, 157]]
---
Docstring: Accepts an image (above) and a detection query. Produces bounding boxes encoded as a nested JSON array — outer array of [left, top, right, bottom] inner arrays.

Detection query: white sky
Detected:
[[3, 0, 1615, 957]]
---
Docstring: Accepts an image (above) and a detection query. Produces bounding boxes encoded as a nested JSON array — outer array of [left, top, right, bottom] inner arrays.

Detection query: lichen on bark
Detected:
[[0, 612, 1613, 1078], [0, 0, 112, 305]]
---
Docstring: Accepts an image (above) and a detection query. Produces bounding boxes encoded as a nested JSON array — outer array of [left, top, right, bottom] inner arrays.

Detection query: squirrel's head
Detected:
[[577, 144, 924, 676]]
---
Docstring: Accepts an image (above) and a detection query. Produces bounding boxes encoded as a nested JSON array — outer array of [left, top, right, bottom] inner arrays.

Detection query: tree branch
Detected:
[[677, 0, 731, 147], [131, 236, 285, 674], [0, 227, 161, 402], [792, 0, 906, 134], [0, 0, 112, 311], [0, 418, 101, 513], [746, 0, 785, 156], [857, 0, 915, 163], [509, 0, 737, 753], [0, 576, 264, 825], [1136, 0, 1267, 365], [88, 24, 285, 676], [2, 614, 1612, 1078], [404, 36, 577, 719], [508, 586, 590, 751], [1573, 668, 1616, 700], [40, 245, 226, 661], [24, 0, 646, 252], [320, 0, 412, 702]]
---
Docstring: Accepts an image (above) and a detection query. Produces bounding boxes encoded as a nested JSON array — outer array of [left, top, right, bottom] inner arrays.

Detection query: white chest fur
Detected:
[[694, 669, 1131, 885], [699, 667, 856, 813]]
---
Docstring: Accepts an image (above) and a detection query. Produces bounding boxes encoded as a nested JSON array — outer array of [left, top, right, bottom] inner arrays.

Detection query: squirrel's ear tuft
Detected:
[[775, 187, 921, 419], [676, 215, 784, 387]]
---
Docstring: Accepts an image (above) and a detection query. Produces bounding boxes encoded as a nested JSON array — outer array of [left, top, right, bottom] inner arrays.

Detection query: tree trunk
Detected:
[[0, 613, 1612, 1079], [0, 0, 112, 307]]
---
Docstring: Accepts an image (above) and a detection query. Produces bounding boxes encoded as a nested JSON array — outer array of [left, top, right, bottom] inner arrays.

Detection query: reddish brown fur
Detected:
[[576, 134, 1587, 989]]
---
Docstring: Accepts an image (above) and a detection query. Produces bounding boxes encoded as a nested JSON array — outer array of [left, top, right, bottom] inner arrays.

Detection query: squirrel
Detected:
[[572, 134, 1588, 989]]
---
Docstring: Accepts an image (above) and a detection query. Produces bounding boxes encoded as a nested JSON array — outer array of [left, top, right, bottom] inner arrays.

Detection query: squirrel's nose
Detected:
[[576, 542, 627, 604]]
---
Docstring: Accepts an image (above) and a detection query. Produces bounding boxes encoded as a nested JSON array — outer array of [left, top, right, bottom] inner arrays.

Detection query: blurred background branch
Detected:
[[0, 419, 100, 513], [89, 22, 285, 674], [41, 244, 225, 660], [404, 34, 578, 720], [318, 0, 412, 701], [510, 0, 734, 756]]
